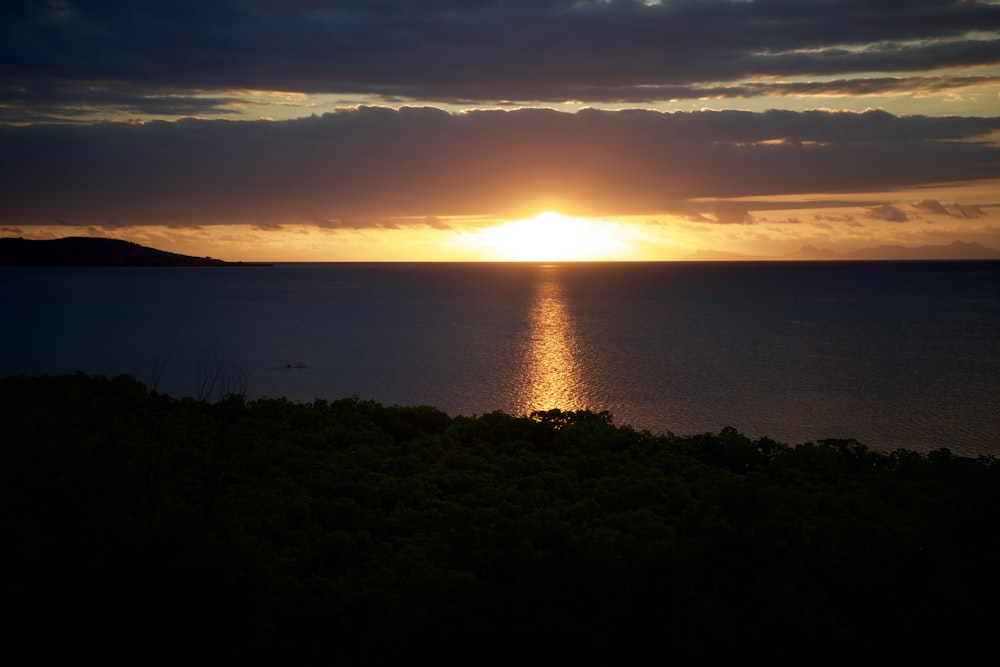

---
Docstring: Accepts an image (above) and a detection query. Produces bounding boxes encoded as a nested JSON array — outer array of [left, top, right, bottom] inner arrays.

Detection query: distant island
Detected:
[[683, 240, 1000, 261], [0, 236, 270, 266]]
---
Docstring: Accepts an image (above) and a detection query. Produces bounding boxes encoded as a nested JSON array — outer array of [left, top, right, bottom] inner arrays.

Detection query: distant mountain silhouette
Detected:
[[682, 249, 762, 261], [0, 237, 268, 266], [782, 245, 840, 260], [838, 241, 1000, 260], [683, 240, 1000, 261]]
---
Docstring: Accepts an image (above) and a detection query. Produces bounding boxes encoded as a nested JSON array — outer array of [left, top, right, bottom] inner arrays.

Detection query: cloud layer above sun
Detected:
[[2, 107, 999, 228]]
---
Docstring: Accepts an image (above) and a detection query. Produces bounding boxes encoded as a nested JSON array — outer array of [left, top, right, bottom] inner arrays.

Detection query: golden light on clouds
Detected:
[[9, 176, 998, 262], [4, 1, 1000, 261]]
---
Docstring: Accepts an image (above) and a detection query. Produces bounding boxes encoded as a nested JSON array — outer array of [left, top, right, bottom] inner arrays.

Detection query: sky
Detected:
[[2, 0, 1000, 261]]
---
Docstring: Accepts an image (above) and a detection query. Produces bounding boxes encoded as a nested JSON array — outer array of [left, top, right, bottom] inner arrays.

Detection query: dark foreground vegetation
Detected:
[[2, 374, 998, 663]]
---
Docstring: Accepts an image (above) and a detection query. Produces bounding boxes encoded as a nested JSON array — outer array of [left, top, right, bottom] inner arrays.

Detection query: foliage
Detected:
[[1, 373, 997, 662]]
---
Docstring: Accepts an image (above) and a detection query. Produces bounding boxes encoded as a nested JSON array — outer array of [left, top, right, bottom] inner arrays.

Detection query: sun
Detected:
[[466, 211, 628, 261]]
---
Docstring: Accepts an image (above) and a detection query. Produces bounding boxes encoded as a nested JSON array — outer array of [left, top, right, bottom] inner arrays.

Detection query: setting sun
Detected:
[[463, 211, 629, 261]]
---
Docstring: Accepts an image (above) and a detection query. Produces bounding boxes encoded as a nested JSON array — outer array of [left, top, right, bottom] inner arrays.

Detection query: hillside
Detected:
[[0, 236, 266, 266]]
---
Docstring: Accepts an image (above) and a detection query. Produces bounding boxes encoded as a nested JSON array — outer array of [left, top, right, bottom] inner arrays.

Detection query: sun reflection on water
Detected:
[[514, 266, 590, 415]]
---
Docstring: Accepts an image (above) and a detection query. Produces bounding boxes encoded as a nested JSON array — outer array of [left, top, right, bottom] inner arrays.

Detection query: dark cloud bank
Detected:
[[3, 2, 999, 228], [2, 107, 999, 226], [2, 0, 999, 114]]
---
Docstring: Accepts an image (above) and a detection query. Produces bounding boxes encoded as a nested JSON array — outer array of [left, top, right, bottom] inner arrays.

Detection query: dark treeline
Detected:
[[2, 373, 997, 663]]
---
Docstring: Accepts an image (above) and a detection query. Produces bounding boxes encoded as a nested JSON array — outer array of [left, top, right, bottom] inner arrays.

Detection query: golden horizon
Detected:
[[5, 178, 1000, 263]]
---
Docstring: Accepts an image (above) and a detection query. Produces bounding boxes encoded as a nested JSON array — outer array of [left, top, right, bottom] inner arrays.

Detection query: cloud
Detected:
[[913, 199, 951, 215], [815, 213, 859, 223], [865, 205, 910, 223], [2, 107, 999, 226], [663, 201, 754, 225], [0, 84, 260, 124], [912, 199, 986, 218], [948, 204, 986, 219], [707, 204, 754, 225], [98, 220, 132, 230], [658, 75, 1000, 103], [2, 1, 999, 111], [424, 216, 451, 230]]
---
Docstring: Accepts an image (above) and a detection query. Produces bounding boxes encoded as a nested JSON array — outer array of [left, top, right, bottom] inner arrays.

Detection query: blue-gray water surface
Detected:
[[3, 261, 998, 456]]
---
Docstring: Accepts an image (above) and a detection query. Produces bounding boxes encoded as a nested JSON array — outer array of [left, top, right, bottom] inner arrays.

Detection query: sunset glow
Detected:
[[464, 212, 630, 262], [2, 2, 999, 260]]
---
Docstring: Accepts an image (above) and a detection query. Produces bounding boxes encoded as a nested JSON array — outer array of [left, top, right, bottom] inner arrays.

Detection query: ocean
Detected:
[[3, 261, 998, 456]]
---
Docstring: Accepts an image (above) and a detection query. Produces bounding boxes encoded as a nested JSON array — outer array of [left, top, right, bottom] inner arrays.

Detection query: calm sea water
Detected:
[[3, 261, 998, 456]]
